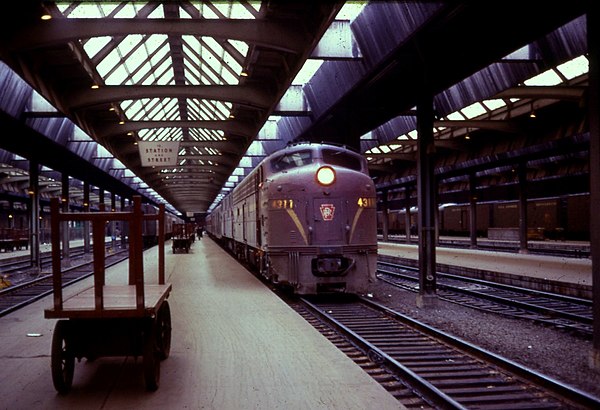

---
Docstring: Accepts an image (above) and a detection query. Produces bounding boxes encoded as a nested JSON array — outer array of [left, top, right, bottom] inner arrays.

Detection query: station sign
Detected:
[[138, 141, 180, 166]]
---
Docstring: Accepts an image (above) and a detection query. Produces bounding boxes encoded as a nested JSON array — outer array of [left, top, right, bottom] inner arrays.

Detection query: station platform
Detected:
[[378, 241, 592, 299], [0, 237, 402, 409]]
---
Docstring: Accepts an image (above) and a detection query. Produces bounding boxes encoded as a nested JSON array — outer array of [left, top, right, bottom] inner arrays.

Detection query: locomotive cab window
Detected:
[[270, 150, 312, 172], [322, 149, 363, 171]]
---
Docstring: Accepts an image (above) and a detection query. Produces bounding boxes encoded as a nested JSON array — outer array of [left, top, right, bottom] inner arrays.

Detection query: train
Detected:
[[378, 193, 590, 241], [206, 142, 378, 294], [0, 198, 181, 251]]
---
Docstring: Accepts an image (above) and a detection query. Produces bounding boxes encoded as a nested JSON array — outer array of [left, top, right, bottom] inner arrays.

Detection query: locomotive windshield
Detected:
[[270, 150, 313, 172], [322, 149, 363, 171]]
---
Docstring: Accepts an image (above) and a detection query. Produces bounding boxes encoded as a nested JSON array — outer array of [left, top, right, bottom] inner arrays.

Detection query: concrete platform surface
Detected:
[[0, 238, 403, 409], [379, 241, 592, 287]]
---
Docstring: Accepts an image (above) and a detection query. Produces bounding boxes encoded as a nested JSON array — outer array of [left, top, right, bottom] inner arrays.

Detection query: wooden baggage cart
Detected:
[[172, 223, 195, 253], [44, 196, 172, 393]]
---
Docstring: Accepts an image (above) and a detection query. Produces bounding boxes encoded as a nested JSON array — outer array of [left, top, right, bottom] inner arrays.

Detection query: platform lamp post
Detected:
[[28, 161, 40, 272], [83, 182, 90, 253], [61, 172, 70, 263]]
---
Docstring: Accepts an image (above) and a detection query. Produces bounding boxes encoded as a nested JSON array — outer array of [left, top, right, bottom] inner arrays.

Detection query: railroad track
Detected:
[[377, 261, 593, 337], [296, 295, 600, 409], [0, 249, 129, 317]]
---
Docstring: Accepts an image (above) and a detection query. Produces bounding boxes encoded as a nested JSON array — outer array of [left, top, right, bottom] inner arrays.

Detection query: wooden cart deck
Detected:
[[44, 196, 172, 393], [44, 284, 172, 319]]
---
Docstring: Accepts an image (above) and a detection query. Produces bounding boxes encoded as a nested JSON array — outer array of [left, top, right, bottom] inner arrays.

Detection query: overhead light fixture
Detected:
[[91, 84, 100, 89], [119, 120, 125, 125], [464, 133, 471, 140], [529, 110, 536, 119], [41, 13, 52, 21], [240, 71, 249, 77]]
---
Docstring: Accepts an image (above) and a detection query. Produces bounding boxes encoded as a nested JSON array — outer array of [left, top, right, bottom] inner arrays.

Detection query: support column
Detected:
[[517, 162, 529, 254], [61, 172, 70, 261], [469, 173, 478, 248], [404, 186, 412, 243], [381, 189, 389, 241], [587, 2, 600, 369], [83, 183, 90, 253], [98, 188, 105, 207], [28, 161, 40, 271], [416, 93, 437, 308]]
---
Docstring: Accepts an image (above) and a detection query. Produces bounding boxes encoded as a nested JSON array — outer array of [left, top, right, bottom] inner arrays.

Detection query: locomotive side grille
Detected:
[[289, 251, 300, 285]]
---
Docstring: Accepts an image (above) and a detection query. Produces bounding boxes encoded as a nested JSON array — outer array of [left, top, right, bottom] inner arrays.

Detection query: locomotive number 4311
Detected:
[[271, 199, 294, 209], [357, 197, 375, 208]]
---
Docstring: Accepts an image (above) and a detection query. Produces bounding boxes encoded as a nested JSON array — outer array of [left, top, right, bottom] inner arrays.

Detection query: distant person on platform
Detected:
[[197, 226, 203, 240]]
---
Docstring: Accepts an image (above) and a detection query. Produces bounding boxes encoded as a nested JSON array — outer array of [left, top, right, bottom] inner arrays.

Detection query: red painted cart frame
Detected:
[[44, 196, 172, 393]]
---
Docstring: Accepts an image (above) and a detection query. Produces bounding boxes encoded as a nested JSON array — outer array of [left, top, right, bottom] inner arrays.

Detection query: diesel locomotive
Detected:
[[206, 142, 378, 294]]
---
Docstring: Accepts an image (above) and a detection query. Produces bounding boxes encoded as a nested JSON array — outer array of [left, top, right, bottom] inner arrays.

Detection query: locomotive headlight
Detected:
[[316, 166, 336, 186]]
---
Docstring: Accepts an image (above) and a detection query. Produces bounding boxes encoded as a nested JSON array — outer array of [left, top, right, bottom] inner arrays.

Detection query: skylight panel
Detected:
[[147, 6, 165, 18], [446, 111, 465, 121], [122, 98, 180, 121], [96, 48, 120, 78], [141, 128, 182, 142], [150, 42, 170, 66], [292, 60, 324, 85], [245, 141, 266, 156], [380, 145, 391, 153], [116, 35, 143, 58], [407, 130, 418, 139], [113, 3, 140, 18], [83, 36, 112, 60], [336, 2, 367, 21], [96, 145, 113, 158], [188, 99, 232, 121], [155, 61, 175, 85], [58, 3, 119, 18], [481, 99, 506, 110], [460, 102, 487, 119], [107, 64, 130, 85], [556, 55, 588, 80], [239, 157, 253, 167], [524, 69, 562, 86], [228, 40, 249, 56]]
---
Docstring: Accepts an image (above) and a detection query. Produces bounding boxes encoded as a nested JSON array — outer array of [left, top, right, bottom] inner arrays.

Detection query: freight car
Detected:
[[206, 142, 378, 294]]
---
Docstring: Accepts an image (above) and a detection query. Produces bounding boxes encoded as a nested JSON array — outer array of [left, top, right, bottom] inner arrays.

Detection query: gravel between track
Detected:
[[365, 279, 600, 399]]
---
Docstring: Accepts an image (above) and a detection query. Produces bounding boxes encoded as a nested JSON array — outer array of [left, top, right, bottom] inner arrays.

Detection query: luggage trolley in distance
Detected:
[[44, 196, 172, 393], [171, 223, 195, 253]]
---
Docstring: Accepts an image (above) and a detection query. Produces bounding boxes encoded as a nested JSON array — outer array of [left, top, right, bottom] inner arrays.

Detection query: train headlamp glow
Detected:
[[316, 166, 336, 186]]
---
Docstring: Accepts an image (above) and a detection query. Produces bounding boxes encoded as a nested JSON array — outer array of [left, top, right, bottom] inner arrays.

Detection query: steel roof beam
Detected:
[[98, 119, 255, 140], [8, 19, 306, 54], [67, 85, 272, 111], [495, 85, 587, 101], [434, 119, 521, 133]]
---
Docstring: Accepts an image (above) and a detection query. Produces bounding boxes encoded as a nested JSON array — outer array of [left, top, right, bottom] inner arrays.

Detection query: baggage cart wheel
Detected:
[[51, 320, 75, 394], [143, 320, 160, 391], [157, 301, 172, 360]]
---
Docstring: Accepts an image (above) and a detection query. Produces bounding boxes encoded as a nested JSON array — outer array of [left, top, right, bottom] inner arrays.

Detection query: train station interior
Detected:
[[1, 1, 599, 408]]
